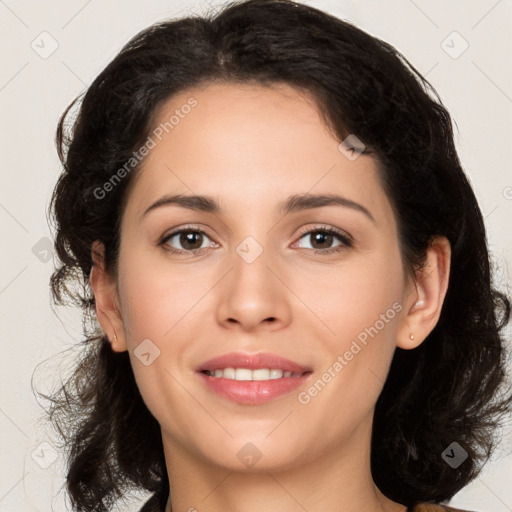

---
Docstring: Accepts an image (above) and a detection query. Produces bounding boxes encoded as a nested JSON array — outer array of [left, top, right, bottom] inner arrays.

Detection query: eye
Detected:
[[294, 225, 353, 254], [159, 224, 353, 256], [160, 226, 216, 254]]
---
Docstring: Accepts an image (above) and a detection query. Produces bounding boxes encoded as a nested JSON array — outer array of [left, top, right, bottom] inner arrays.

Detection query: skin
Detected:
[[90, 81, 451, 512]]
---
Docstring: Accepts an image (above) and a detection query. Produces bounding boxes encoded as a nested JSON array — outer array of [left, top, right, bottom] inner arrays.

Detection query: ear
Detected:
[[89, 240, 127, 352], [397, 236, 451, 350]]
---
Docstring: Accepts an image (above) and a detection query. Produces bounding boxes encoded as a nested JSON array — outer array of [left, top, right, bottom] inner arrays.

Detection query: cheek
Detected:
[[117, 249, 204, 344], [296, 248, 404, 347], [294, 246, 404, 405], [117, 256, 197, 428], [337, 269, 402, 347]]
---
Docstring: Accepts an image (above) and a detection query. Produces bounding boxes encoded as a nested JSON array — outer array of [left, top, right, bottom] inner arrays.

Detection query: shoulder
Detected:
[[409, 502, 479, 512]]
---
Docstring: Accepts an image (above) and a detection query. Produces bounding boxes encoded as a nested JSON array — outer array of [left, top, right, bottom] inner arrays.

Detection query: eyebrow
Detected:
[[142, 193, 376, 224]]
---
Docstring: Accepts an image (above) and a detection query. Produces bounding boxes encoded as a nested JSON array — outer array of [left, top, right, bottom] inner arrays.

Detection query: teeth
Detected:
[[253, 369, 270, 380], [223, 368, 235, 379], [235, 368, 252, 381], [204, 367, 304, 380]]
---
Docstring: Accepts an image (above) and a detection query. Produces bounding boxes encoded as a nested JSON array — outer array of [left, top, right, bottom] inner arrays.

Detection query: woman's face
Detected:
[[108, 81, 418, 471]]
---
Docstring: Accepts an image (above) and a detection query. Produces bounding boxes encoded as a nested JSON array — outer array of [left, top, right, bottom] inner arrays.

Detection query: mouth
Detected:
[[201, 368, 307, 380], [196, 352, 313, 404]]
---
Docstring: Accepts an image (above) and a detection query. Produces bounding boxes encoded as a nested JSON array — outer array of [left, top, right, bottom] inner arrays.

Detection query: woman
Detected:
[[45, 0, 511, 511]]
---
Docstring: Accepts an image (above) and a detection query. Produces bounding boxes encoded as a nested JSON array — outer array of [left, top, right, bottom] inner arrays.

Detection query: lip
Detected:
[[197, 352, 311, 373], [196, 352, 313, 405]]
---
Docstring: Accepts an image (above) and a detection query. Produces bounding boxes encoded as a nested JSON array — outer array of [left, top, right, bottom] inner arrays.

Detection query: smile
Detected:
[[202, 368, 306, 380], [196, 352, 313, 404]]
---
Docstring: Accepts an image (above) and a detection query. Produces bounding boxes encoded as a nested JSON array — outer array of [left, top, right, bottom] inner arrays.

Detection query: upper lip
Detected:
[[197, 352, 312, 373]]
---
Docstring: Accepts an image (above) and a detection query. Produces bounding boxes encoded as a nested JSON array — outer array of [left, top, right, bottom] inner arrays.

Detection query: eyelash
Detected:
[[159, 224, 353, 256]]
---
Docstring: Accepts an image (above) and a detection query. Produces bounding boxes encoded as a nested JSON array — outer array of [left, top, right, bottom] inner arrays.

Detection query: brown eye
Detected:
[[295, 226, 353, 254], [177, 231, 204, 250], [308, 232, 335, 250], [161, 228, 214, 254]]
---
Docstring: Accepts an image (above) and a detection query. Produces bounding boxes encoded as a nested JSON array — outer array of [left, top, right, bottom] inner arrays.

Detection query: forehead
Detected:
[[123, 81, 391, 226]]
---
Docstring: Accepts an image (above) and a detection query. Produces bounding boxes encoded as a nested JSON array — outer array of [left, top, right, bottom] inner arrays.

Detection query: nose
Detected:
[[215, 245, 292, 332]]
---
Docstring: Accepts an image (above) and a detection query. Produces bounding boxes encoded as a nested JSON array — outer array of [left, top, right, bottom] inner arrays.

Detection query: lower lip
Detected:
[[198, 372, 311, 405]]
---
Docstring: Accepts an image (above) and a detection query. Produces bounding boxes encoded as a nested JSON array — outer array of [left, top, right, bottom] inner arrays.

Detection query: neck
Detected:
[[161, 413, 406, 512]]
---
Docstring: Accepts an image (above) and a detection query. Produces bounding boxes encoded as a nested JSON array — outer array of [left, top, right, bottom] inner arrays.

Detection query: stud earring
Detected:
[[409, 333, 414, 340], [113, 331, 118, 341]]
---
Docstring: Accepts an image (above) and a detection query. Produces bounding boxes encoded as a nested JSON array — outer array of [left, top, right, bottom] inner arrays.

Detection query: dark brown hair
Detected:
[[43, 0, 512, 510]]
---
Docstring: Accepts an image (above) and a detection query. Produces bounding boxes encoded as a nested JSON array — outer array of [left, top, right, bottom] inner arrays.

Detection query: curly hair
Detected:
[[42, 0, 512, 510]]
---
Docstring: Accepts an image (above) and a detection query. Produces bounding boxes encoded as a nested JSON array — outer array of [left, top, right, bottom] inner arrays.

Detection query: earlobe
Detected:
[[89, 240, 128, 353], [397, 236, 451, 350]]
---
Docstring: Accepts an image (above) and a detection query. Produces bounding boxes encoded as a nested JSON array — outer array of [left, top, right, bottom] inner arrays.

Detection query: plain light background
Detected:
[[0, 0, 511, 510]]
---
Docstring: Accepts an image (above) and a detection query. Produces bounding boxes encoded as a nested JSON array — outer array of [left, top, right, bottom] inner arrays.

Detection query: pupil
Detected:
[[312, 232, 332, 249], [177, 232, 333, 251], [181, 232, 202, 250]]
